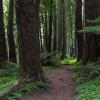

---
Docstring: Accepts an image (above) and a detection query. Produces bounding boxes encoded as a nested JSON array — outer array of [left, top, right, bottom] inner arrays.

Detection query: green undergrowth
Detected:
[[76, 76, 100, 100], [41, 52, 77, 66], [41, 52, 60, 66], [60, 57, 77, 65], [43, 66, 53, 72], [0, 61, 18, 93], [71, 62, 100, 100], [0, 61, 52, 92], [0, 61, 52, 100], [0, 78, 16, 92], [6, 65, 54, 100], [0, 55, 63, 100], [7, 79, 49, 100]]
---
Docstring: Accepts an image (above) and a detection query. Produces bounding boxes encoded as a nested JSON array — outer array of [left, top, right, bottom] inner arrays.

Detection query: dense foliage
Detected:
[[72, 62, 100, 100], [0, 0, 100, 99], [41, 52, 60, 66]]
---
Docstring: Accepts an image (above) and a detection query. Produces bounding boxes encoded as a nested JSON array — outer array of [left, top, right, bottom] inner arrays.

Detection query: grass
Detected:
[[3, 57, 99, 100], [71, 62, 100, 100], [76, 76, 100, 100], [0, 57, 77, 100], [60, 57, 77, 65], [0, 61, 52, 100], [0, 62, 18, 93], [7, 79, 49, 100], [43, 66, 52, 73], [6, 64, 56, 100], [0, 61, 52, 92], [2, 59, 100, 100], [0, 78, 16, 92]]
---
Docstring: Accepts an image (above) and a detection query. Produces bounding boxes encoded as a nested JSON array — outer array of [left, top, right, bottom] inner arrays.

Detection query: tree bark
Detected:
[[57, 0, 63, 53], [75, 0, 84, 62], [82, 0, 97, 64], [61, 0, 66, 59], [16, 0, 44, 80], [53, 2, 57, 51], [95, 0, 100, 58], [7, 0, 17, 62], [44, 11, 48, 52], [47, 0, 53, 52], [0, 0, 7, 61]]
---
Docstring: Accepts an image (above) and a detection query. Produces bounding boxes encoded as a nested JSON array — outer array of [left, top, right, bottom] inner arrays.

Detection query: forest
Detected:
[[0, 0, 100, 100]]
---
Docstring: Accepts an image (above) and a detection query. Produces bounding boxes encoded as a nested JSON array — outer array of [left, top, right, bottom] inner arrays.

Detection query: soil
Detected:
[[21, 65, 75, 100]]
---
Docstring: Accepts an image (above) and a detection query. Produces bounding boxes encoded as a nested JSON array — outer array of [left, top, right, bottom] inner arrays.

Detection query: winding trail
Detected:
[[21, 65, 75, 100]]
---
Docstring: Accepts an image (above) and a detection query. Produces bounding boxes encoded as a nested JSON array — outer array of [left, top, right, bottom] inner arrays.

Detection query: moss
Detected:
[[0, 62, 18, 93], [60, 58, 77, 65]]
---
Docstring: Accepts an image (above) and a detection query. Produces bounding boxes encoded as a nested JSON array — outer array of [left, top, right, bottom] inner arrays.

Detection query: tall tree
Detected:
[[44, 10, 48, 52], [16, 0, 44, 79], [82, 0, 97, 64], [61, 0, 66, 59], [95, 0, 100, 57], [75, 0, 84, 62], [57, 0, 66, 59], [53, 1, 57, 51], [47, 0, 53, 52], [7, 0, 16, 62], [0, 0, 7, 61], [57, 0, 63, 53]]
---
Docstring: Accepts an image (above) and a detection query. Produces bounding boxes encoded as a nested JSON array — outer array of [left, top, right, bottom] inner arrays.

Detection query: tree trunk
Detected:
[[16, 0, 44, 80], [61, 0, 66, 59], [47, 0, 53, 52], [0, 0, 7, 61], [44, 11, 48, 52], [7, 0, 17, 62], [39, 21, 43, 53], [57, 0, 63, 53], [75, 0, 84, 62], [82, 0, 97, 64], [53, 2, 57, 51], [95, 0, 100, 58]]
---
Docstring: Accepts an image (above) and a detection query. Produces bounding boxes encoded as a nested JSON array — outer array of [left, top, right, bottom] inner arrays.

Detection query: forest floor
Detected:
[[21, 65, 75, 100]]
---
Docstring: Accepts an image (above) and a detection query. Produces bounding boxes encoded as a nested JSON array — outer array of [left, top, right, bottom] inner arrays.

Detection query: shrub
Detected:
[[41, 52, 60, 66], [60, 58, 77, 65], [73, 63, 100, 84], [76, 76, 100, 100], [0, 61, 18, 93], [72, 61, 100, 100], [7, 79, 49, 100]]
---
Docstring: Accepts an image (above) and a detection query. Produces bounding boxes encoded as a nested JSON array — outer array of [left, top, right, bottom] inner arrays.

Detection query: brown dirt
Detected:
[[21, 65, 75, 100]]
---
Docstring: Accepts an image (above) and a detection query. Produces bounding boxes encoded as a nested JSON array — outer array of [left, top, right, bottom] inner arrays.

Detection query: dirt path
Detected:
[[21, 65, 75, 100]]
